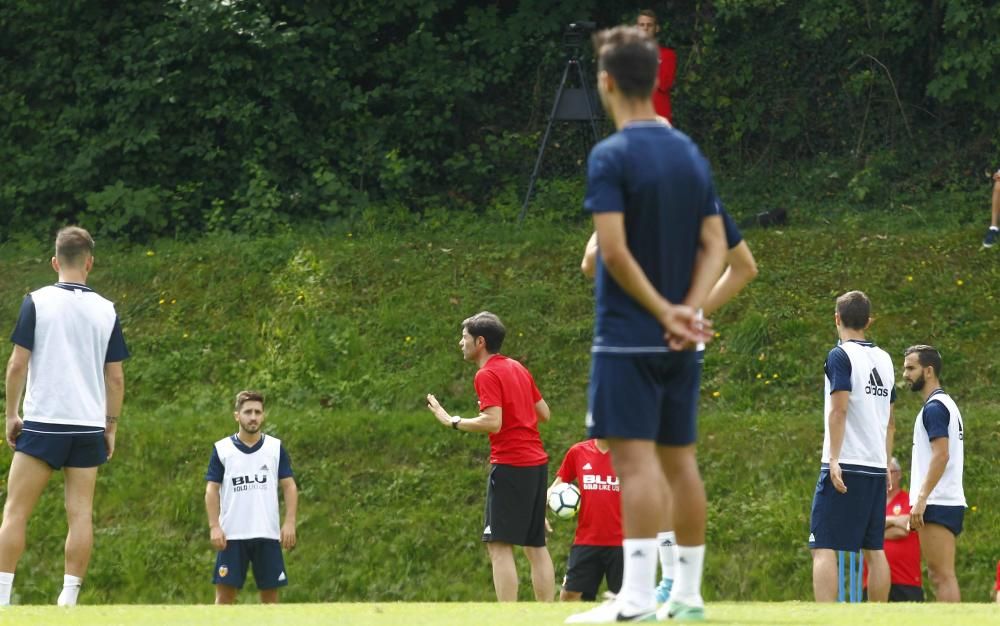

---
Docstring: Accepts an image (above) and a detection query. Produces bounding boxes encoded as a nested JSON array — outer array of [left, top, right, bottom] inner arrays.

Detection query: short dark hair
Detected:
[[592, 26, 658, 100], [55, 226, 95, 268], [463, 311, 506, 354], [904, 344, 942, 378], [638, 9, 658, 21], [836, 290, 870, 330], [234, 390, 265, 411]]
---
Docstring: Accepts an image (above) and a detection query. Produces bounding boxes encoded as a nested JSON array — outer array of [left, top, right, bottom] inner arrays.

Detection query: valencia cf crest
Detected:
[[218, 565, 229, 578]]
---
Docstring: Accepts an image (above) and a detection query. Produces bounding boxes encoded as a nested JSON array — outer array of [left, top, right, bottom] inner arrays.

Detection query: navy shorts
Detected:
[[587, 351, 699, 445], [15, 422, 107, 469], [923, 504, 965, 537], [213, 538, 288, 590], [563, 545, 624, 599], [809, 465, 887, 551], [483, 463, 548, 547]]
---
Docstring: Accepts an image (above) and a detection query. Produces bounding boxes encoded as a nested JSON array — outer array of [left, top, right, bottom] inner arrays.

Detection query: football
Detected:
[[547, 482, 581, 519]]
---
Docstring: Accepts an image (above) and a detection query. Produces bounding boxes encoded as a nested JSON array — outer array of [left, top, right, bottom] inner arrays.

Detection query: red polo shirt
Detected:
[[652, 46, 677, 123], [475, 354, 547, 467]]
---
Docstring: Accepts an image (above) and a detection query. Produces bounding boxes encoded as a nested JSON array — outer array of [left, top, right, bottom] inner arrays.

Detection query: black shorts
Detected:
[[563, 545, 623, 600], [863, 583, 925, 602], [923, 504, 965, 537], [483, 463, 547, 547]]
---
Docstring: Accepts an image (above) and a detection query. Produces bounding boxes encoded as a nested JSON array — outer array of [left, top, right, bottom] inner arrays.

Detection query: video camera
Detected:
[[563, 21, 596, 51]]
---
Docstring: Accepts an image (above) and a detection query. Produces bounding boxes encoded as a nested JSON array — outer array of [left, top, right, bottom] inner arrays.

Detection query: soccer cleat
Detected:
[[654, 578, 673, 604], [656, 599, 705, 621], [565, 600, 657, 623], [984, 228, 999, 248]]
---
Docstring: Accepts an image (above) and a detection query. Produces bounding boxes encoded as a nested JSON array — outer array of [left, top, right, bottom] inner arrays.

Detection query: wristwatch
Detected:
[[451, 416, 461, 430]]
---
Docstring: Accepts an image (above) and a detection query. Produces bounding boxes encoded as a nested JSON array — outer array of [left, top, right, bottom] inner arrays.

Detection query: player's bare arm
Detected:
[[681, 214, 728, 312], [827, 390, 849, 494], [280, 477, 298, 550], [205, 481, 227, 550], [581, 232, 598, 278], [593, 212, 712, 347], [4, 345, 30, 449], [702, 241, 759, 316], [909, 437, 950, 530], [534, 399, 550, 423], [426, 394, 501, 433], [104, 361, 125, 460]]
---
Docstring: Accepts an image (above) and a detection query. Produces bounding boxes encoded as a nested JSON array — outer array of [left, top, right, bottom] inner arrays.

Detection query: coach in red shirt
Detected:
[[864, 457, 923, 601], [427, 311, 555, 602], [636, 9, 677, 124], [550, 438, 623, 601]]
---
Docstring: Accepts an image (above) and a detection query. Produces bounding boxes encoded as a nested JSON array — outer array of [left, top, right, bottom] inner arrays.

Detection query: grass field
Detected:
[[1, 602, 997, 626]]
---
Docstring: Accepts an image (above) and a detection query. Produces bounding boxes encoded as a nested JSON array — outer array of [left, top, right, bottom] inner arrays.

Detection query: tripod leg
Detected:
[[575, 59, 601, 144], [520, 61, 573, 222]]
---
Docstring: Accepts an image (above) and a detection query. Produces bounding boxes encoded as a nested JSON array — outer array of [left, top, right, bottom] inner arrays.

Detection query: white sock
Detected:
[[0, 571, 13, 606], [618, 538, 658, 611], [672, 544, 705, 606], [991, 226, 999, 231], [656, 531, 677, 581], [57, 574, 82, 607]]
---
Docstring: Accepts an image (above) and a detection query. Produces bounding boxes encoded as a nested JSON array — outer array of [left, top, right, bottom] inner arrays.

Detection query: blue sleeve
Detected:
[[922, 400, 950, 441], [10, 295, 35, 350], [824, 346, 852, 393], [105, 315, 130, 362], [205, 448, 224, 483], [719, 205, 743, 249], [278, 445, 294, 479], [583, 142, 625, 214]]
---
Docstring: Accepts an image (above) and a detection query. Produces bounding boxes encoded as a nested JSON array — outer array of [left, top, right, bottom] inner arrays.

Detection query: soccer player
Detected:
[[583, 207, 757, 605], [426, 311, 555, 602], [809, 290, 895, 603], [0, 226, 128, 607], [983, 168, 999, 247], [635, 9, 677, 124], [862, 457, 924, 602], [567, 26, 726, 623], [205, 390, 297, 604], [901, 345, 965, 602], [550, 438, 623, 601]]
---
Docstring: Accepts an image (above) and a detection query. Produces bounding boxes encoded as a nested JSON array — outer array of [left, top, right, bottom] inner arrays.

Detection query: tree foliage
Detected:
[[1, 0, 998, 238]]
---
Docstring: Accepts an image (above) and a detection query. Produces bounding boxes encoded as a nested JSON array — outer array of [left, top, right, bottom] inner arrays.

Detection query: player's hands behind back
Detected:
[[659, 304, 713, 350]]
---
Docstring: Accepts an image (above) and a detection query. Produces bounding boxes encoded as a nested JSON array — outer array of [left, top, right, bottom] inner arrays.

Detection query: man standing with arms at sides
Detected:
[[549, 438, 623, 602], [0, 226, 128, 606], [583, 205, 757, 606], [568, 26, 726, 623], [636, 9, 677, 124], [809, 291, 895, 603], [901, 345, 965, 602], [862, 457, 924, 602], [206, 390, 297, 604], [426, 312, 555, 602]]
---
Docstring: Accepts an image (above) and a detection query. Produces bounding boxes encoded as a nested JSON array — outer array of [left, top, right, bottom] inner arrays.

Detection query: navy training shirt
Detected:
[[584, 122, 720, 352]]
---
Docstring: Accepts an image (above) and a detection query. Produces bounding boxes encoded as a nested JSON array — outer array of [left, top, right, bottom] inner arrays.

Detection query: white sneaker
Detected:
[[565, 599, 657, 623]]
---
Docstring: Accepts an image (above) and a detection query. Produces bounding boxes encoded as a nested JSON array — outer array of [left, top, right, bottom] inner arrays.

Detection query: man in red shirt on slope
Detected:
[[550, 438, 623, 601], [427, 311, 555, 602], [863, 457, 923, 601], [636, 9, 677, 124]]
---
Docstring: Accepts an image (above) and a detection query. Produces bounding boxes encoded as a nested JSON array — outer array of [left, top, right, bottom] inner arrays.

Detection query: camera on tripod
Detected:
[[563, 21, 596, 51]]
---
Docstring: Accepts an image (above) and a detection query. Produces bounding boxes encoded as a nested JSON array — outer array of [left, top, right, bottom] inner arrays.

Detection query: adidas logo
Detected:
[[278, 571, 286, 582], [809, 533, 815, 542], [582, 463, 593, 470], [630, 549, 646, 558], [483, 525, 491, 535], [865, 368, 889, 397], [679, 556, 688, 564]]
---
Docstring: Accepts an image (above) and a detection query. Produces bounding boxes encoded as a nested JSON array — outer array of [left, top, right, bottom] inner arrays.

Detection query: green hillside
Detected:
[[0, 199, 997, 604]]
